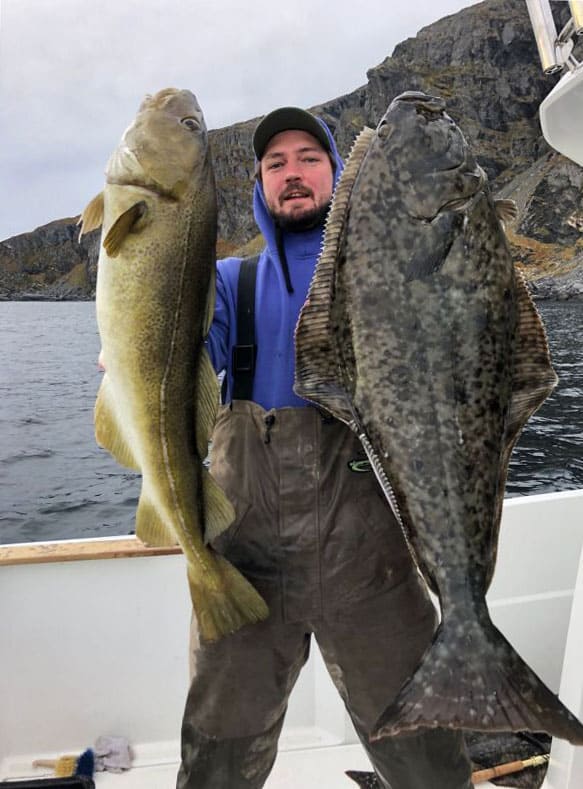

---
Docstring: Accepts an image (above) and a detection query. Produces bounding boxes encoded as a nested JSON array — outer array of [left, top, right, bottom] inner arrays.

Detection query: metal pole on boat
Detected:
[[568, 0, 583, 34], [524, 0, 564, 73]]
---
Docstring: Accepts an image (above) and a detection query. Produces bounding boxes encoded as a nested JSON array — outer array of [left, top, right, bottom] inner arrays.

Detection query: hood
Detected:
[[252, 117, 345, 258]]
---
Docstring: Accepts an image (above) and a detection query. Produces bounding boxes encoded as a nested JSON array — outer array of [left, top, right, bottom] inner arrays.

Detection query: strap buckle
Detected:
[[232, 344, 256, 374]]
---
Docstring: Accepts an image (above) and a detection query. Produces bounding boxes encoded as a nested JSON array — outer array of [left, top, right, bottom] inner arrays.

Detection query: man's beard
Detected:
[[272, 201, 331, 232]]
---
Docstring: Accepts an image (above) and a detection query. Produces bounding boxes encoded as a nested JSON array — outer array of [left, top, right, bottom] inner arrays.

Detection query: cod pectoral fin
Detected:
[[78, 192, 105, 238], [103, 201, 148, 257], [94, 374, 140, 471]]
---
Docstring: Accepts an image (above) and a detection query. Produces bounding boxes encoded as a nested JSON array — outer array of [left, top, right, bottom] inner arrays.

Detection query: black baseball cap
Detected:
[[252, 107, 332, 160]]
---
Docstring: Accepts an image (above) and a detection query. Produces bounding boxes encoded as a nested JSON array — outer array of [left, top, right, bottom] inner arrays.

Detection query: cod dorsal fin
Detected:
[[294, 126, 376, 421], [194, 345, 234, 543], [202, 469, 236, 544], [78, 192, 105, 238], [195, 347, 220, 460], [203, 263, 216, 337]]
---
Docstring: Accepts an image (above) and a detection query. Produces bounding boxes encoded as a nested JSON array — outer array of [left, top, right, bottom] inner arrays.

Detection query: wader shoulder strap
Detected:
[[231, 254, 260, 401]]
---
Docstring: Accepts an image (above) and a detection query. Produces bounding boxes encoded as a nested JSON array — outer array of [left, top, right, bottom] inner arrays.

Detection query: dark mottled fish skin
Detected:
[[345, 770, 381, 788], [295, 92, 583, 744]]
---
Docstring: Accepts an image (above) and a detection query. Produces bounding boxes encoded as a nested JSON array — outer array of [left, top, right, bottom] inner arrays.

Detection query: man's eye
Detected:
[[267, 162, 282, 170]]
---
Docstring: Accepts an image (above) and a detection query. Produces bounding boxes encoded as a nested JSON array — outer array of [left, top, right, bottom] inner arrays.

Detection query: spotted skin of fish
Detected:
[[80, 89, 268, 642], [345, 770, 381, 788], [295, 92, 583, 744]]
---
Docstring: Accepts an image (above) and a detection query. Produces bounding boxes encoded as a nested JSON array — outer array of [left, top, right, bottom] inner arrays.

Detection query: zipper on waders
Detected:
[[263, 413, 276, 444]]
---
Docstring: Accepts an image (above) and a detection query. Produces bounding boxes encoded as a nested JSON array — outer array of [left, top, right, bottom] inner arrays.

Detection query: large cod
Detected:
[[295, 92, 583, 743], [80, 88, 268, 641]]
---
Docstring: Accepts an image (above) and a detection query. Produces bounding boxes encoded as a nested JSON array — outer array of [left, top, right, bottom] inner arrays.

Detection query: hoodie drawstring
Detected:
[[275, 226, 294, 295]]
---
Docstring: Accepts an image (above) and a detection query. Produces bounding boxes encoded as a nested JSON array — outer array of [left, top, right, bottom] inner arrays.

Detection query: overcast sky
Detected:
[[0, 0, 480, 241]]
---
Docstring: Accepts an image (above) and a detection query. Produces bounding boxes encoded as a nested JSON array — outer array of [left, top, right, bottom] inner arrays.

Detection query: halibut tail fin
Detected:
[[187, 552, 269, 642], [372, 615, 583, 746]]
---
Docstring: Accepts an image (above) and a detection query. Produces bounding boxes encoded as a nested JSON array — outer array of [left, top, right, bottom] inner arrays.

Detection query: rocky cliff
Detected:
[[2, 0, 582, 300]]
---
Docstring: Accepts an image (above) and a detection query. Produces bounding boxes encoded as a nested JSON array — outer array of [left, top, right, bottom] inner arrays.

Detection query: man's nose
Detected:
[[284, 169, 301, 182]]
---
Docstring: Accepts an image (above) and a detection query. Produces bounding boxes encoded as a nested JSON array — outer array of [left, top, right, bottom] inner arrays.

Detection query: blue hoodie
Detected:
[[206, 119, 344, 409]]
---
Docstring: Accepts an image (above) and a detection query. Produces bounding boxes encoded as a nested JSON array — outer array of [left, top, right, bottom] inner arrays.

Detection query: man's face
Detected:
[[259, 129, 334, 230]]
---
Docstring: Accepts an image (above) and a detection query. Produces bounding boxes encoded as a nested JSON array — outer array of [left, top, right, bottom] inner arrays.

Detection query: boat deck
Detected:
[[26, 744, 507, 788]]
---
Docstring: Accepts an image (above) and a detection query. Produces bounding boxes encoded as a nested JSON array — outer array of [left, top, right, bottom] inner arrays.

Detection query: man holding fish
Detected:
[[88, 86, 580, 788], [176, 105, 473, 789]]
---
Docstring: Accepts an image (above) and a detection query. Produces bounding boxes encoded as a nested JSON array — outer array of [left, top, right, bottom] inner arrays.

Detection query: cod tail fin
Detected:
[[372, 612, 583, 745], [187, 552, 269, 642]]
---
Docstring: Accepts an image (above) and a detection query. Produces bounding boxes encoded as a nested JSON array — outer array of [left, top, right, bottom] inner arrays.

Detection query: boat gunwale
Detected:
[[1, 489, 581, 566], [0, 537, 182, 566]]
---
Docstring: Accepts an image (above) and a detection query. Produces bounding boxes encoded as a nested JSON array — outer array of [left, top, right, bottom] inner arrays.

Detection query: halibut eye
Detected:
[[378, 122, 390, 140], [181, 117, 199, 131]]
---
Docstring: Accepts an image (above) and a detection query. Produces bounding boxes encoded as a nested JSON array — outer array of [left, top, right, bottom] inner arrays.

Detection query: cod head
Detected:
[[106, 88, 210, 198]]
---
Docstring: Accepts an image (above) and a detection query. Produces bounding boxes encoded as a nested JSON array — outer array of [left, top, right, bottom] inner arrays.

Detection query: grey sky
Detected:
[[0, 0, 480, 241]]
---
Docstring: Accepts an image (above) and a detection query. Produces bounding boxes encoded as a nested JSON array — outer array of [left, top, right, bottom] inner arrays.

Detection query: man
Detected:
[[176, 107, 473, 789]]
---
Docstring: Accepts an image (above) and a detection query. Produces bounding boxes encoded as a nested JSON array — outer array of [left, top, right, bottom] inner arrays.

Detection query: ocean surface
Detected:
[[1, 300, 582, 545]]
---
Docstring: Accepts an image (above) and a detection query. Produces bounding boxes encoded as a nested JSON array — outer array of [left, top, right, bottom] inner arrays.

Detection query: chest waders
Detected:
[[176, 258, 473, 789]]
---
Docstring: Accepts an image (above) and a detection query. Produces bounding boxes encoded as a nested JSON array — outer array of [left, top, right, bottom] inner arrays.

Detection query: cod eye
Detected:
[[181, 117, 200, 131]]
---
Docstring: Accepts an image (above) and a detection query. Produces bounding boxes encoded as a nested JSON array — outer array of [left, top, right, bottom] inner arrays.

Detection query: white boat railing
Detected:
[[525, 0, 583, 166], [542, 532, 583, 789]]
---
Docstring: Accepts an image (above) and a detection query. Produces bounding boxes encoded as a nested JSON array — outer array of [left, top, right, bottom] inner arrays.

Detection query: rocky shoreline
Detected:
[[2, 0, 582, 301]]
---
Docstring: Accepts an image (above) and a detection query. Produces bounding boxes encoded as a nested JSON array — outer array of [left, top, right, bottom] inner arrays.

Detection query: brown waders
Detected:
[[177, 402, 473, 789]]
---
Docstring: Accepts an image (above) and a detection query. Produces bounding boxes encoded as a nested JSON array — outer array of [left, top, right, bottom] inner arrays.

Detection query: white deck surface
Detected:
[[26, 744, 508, 788]]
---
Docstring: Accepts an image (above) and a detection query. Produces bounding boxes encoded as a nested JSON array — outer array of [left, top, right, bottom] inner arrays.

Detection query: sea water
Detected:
[[1, 300, 582, 544]]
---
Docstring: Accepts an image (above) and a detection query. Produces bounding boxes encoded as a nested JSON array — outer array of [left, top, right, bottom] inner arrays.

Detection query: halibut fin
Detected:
[[486, 267, 557, 585], [495, 198, 518, 226], [372, 612, 583, 745], [94, 374, 140, 471], [78, 192, 105, 237], [103, 201, 148, 257], [295, 127, 375, 420], [507, 267, 557, 437]]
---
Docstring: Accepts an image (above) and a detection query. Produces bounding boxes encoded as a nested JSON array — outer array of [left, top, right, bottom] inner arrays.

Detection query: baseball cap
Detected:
[[252, 106, 332, 160]]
